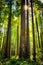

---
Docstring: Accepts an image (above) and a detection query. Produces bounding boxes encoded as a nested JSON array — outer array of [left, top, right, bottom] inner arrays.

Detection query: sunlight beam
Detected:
[[24, 5, 28, 11]]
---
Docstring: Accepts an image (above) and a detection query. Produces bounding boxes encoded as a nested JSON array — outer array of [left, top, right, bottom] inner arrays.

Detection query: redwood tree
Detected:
[[19, 0, 25, 59]]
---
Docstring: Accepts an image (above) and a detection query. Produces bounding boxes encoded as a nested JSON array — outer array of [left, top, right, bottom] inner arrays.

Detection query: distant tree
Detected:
[[30, 0, 36, 61], [34, 9, 41, 48]]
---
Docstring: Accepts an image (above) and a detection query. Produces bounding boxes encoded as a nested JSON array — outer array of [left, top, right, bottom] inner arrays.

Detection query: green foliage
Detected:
[[0, 59, 42, 65]]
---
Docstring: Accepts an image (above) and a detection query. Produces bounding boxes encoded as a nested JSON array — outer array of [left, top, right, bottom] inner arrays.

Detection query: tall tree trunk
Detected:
[[30, 0, 36, 61], [25, 0, 30, 59], [4, 0, 12, 58], [19, 0, 25, 59]]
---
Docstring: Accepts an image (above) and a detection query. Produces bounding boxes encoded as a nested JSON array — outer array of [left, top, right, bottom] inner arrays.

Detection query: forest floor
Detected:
[[0, 56, 43, 65]]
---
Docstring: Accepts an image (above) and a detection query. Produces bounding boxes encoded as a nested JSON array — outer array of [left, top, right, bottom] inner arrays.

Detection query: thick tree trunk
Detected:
[[19, 0, 25, 59], [25, 0, 30, 59], [30, 0, 36, 61]]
